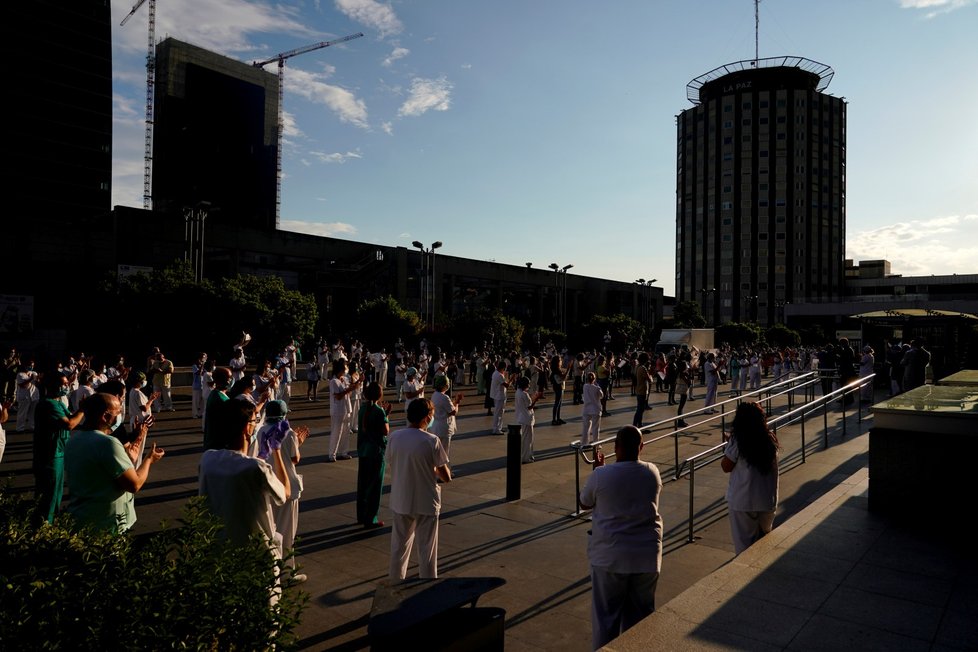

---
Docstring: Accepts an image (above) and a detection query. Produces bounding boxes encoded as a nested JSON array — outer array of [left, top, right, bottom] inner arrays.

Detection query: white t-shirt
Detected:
[[198, 449, 287, 552], [429, 391, 456, 438], [724, 435, 779, 512], [128, 386, 151, 427], [330, 376, 351, 415], [403, 378, 424, 409], [385, 427, 449, 516], [490, 370, 507, 401], [582, 383, 603, 416], [70, 385, 95, 413], [514, 389, 534, 426], [580, 460, 663, 573]]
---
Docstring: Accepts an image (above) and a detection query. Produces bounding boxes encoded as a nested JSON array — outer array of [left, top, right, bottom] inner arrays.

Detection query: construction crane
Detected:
[[253, 32, 364, 226], [120, 0, 157, 210]]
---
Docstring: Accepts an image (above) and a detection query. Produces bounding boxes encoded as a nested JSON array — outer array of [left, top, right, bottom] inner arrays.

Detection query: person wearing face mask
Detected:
[[128, 371, 160, 435], [33, 372, 86, 523], [63, 392, 165, 533], [14, 359, 39, 432], [198, 400, 291, 567]]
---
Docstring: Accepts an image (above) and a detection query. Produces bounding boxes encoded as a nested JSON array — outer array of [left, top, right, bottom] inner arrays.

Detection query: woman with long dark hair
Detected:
[[721, 402, 780, 555], [549, 355, 570, 425]]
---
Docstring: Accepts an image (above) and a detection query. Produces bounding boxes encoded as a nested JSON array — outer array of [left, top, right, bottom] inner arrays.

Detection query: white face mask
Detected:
[[141, 381, 148, 389], [109, 413, 124, 432]]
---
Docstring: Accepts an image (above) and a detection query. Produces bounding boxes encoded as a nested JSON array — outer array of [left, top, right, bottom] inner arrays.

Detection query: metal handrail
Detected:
[[675, 374, 875, 542], [569, 371, 820, 516]]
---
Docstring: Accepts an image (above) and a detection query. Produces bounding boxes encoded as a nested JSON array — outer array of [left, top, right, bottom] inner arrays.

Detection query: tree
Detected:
[[447, 307, 524, 353], [672, 301, 707, 329], [354, 296, 421, 349], [577, 313, 646, 352], [766, 323, 802, 348], [716, 322, 762, 347]]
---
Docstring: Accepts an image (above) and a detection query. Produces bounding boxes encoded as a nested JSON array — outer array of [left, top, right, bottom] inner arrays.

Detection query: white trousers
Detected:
[[16, 397, 37, 431], [581, 413, 601, 446], [389, 512, 439, 580], [191, 388, 203, 417], [328, 410, 351, 457], [590, 567, 658, 650], [521, 422, 534, 463], [492, 396, 506, 433], [273, 498, 300, 569], [729, 509, 776, 555]]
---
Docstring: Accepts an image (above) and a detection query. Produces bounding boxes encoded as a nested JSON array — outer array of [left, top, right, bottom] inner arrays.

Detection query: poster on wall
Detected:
[[0, 295, 34, 334]]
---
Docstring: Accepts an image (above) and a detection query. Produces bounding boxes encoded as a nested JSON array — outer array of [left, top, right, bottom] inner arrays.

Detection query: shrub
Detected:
[[0, 490, 307, 650]]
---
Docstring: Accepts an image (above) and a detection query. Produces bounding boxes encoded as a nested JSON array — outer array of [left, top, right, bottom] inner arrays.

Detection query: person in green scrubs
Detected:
[[64, 393, 165, 533], [33, 372, 84, 523]]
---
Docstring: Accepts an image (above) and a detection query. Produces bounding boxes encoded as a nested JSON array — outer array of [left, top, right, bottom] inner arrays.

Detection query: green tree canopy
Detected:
[[716, 322, 763, 347], [577, 313, 646, 352], [672, 301, 707, 328], [447, 307, 525, 353], [354, 296, 421, 349], [766, 323, 802, 348]]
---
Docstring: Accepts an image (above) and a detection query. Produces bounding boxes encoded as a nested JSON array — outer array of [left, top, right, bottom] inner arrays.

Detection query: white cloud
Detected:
[[281, 111, 304, 140], [113, 0, 317, 57], [898, 0, 977, 18], [308, 149, 363, 164], [334, 0, 403, 37], [382, 46, 410, 67], [381, 121, 394, 135], [847, 214, 978, 276], [461, 63, 472, 70], [398, 77, 453, 117], [285, 67, 369, 129], [279, 219, 358, 238]]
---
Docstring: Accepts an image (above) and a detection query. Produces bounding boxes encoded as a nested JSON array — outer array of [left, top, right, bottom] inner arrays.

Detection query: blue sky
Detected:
[[111, 0, 978, 296]]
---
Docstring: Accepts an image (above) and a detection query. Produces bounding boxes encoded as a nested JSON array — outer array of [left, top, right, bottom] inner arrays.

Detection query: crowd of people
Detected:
[[0, 332, 934, 648]]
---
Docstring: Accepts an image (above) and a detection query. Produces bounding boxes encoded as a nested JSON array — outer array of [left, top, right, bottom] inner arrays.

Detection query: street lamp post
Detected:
[[412, 240, 426, 320], [560, 264, 573, 332], [429, 241, 443, 330], [548, 263, 560, 329], [700, 287, 716, 325]]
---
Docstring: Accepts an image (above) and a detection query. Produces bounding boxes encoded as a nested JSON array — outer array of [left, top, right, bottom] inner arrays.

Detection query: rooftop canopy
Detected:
[[687, 56, 834, 105]]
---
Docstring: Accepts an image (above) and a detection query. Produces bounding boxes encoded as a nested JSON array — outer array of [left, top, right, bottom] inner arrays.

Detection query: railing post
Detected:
[[841, 391, 848, 439], [822, 398, 829, 450], [572, 444, 583, 517], [688, 460, 695, 543], [800, 409, 807, 464], [674, 429, 680, 474]]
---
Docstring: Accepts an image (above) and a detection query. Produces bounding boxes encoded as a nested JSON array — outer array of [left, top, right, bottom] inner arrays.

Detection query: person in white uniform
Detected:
[[386, 398, 451, 580], [198, 400, 290, 563], [328, 359, 360, 462], [514, 376, 543, 464], [15, 361, 40, 432], [401, 367, 425, 425], [579, 425, 663, 651], [580, 372, 603, 446], [428, 375, 461, 465], [257, 400, 309, 583], [489, 360, 510, 435], [721, 402, 780, 555]]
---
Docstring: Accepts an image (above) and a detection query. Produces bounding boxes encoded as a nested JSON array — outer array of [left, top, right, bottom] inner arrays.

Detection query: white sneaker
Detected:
[[291, 573, 308, 584]]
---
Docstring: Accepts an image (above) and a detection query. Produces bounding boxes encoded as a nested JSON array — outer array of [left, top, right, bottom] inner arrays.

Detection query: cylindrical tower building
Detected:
[[676, 56, 846, 326]]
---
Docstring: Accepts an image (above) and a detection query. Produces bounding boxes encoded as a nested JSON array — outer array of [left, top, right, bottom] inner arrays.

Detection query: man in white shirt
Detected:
[[401, 367, 425, 425], [579, 425, 663, 650], [489, 360, 510, 435], [386, 398, 451, 580]]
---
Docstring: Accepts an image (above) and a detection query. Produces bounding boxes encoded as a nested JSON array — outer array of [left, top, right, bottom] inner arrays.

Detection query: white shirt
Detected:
[[70, 385, 95, 413], [724, 435, 779, 512], [429, 391, 456, 438], [403, 378, 424, 409], [385, 427, 449, 516], [198, 449, 287, 551], [582, 383, 603, 416], [330, 376, 351, 415], [580, 460, 663, 573], [490, 370, 507, 401], [514, 389, 534, 426]]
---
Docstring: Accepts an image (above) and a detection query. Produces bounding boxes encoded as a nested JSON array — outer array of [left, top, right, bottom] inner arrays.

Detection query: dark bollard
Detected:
[[506, 424, 522, 501]]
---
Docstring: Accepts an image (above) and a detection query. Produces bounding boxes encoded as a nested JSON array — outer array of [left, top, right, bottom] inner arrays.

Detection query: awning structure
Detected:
[[851, 309, 978, 320]]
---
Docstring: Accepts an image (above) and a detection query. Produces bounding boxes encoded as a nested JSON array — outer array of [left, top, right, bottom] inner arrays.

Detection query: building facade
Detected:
[[152, 38, 279, 230], [676, 57, 846, 326]]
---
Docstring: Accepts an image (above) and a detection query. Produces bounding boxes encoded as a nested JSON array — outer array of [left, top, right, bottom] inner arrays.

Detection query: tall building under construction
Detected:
[[675, 57, 846, 326], [152, 38, 279, 230]]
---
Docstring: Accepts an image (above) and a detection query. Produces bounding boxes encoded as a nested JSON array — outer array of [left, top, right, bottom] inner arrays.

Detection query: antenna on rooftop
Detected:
[[754, 0, 760, 64]]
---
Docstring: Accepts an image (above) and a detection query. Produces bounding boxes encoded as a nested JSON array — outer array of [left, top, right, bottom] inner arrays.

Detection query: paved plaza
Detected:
[[3, 377, 973, 650]]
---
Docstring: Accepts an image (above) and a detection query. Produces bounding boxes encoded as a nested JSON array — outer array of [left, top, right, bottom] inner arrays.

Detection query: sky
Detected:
[[110, 0, 978, 296]]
